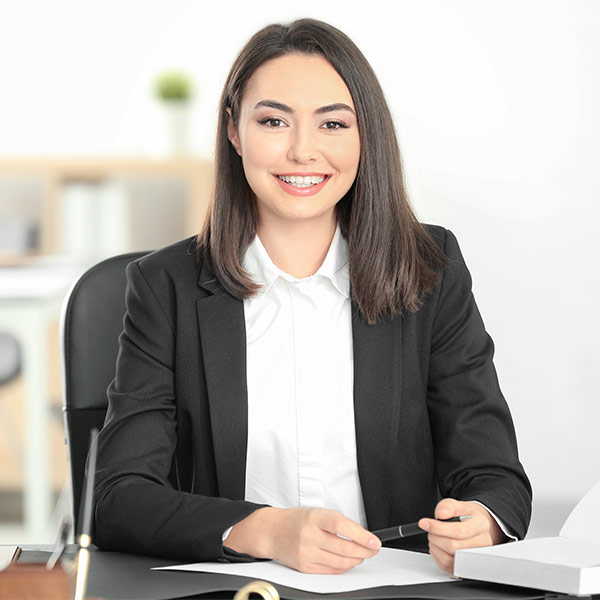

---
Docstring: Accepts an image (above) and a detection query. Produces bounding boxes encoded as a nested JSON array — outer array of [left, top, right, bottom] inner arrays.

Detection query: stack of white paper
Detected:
[[455, 480, 600, 595]]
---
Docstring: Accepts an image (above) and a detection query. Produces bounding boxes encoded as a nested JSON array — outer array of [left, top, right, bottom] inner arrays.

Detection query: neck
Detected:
[[257, 216, 337, 279]]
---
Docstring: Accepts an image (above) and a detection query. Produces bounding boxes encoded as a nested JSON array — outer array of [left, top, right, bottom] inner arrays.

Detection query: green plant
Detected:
[[154, 70, 193, 101]]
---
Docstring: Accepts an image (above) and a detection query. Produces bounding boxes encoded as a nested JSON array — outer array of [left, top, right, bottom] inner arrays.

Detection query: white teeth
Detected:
[[278, 175, 326, 187]]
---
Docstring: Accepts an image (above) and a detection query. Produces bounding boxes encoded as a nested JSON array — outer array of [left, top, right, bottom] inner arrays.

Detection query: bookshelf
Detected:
[[0, 156, 213, 258]]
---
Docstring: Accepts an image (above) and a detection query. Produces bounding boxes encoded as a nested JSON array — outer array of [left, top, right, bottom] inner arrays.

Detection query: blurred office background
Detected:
[[0, 0, 598, 543]]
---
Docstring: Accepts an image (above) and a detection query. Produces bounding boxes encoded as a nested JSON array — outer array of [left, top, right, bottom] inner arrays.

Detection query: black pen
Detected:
[[372, 515, 472, 542]]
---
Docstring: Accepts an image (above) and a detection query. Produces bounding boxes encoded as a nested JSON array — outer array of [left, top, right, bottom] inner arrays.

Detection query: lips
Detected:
[[274, 173, 330, 197]]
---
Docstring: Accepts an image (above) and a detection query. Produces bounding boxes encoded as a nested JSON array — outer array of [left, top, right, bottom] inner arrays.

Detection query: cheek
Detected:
[[326, 134, 360, 173], [241, 129, 287, 170], [336, 138, 360, 177]]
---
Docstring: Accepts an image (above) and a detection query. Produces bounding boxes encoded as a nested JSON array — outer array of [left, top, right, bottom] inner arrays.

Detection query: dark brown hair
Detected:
[[199, 18, 447, 323]]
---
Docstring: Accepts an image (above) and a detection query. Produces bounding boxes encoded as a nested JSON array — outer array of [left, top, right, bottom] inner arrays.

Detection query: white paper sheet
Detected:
[[560, 479, 600, 544], [154, 547, 454, 593]]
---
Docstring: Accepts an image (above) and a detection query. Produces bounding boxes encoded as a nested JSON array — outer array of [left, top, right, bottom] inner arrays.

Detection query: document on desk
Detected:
[[154, 547, 454, 593], [455, 479, 600, 596]]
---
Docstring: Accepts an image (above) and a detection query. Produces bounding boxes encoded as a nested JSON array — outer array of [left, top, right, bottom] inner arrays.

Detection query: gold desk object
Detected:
[[234, 580, 280, 600]]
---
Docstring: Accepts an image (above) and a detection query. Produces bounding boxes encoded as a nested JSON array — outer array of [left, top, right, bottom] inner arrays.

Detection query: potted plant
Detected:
[[154, 70, 195, 155]]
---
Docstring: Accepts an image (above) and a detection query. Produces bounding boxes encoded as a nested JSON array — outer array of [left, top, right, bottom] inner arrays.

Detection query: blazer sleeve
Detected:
[[427, 229, 532, 538], [93, 260, 265, 562]]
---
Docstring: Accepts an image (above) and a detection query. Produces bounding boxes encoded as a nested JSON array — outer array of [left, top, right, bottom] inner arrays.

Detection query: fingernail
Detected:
[[420, 520, 430, 532], [369, 537, 381, 549]]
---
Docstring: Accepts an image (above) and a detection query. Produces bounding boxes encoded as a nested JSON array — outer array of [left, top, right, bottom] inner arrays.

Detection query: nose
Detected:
[[287, 124, 318, 163]]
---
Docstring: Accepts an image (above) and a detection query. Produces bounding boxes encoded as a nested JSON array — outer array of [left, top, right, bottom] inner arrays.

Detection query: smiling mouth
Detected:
[[277, 174, 327, 188]]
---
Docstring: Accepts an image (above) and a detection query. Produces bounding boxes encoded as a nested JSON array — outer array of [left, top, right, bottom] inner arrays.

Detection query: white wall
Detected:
[[1, 0, 599, 511]]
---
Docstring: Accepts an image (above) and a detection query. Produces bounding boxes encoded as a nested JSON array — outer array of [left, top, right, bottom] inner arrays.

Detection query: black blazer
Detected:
[[94, 225, 532, 561]]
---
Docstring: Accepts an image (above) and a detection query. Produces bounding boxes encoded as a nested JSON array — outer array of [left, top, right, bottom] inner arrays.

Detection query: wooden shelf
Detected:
[[0, 155, 212, 176], [0, 156, 214, 254]]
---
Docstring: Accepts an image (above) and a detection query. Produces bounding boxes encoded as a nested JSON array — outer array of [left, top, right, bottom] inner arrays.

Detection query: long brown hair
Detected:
[[199, 18, 446, 324]]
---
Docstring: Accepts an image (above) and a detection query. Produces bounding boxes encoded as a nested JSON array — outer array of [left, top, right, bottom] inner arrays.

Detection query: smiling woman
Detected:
[[93, 18, 532, 576], [202, 19, 450, 321]]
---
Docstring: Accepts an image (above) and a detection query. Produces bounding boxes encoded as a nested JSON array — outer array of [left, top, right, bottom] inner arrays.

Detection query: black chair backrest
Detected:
[[61, 251, 149, 532]]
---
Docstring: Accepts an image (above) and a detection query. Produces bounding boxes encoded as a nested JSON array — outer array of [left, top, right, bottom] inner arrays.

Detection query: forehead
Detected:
[[243, 53, 355, 110]]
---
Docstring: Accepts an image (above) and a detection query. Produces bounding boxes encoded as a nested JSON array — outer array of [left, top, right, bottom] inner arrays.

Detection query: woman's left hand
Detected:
[[418, 498, 507, 574]]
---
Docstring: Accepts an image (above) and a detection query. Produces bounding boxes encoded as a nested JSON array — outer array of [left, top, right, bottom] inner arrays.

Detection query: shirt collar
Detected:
[[243, 225, 350, 298]]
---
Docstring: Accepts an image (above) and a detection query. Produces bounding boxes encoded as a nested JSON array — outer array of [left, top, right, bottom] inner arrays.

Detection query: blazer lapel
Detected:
[[352, 303, 402, 530], [196, 262, 248, 501]]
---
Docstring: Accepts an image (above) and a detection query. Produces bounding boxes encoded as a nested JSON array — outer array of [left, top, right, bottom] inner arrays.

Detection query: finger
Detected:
[[418, 516, 478, 540], [302, 563, 355, 575], [319, 531, 380, 559], [318, 551, 364, 572], [418, 498, 479, 538], [428, 541, 455, 574], [435, 498, 466, 520], [428, 531, 464, 561], [304, 565, 347, 575], [303, 549, 365, 574], [319, 511, 381, 551], [427, 528, 492, 556]]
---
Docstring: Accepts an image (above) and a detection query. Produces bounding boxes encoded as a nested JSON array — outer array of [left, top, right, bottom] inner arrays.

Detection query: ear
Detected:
[[226, 108, 242, 156]]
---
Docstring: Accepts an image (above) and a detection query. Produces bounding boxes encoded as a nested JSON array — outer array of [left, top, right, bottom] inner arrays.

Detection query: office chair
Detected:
[[61, 251, 149, 533]]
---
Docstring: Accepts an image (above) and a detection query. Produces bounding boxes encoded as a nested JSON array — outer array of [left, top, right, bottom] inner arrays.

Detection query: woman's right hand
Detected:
[[224, 506, 381, 574]]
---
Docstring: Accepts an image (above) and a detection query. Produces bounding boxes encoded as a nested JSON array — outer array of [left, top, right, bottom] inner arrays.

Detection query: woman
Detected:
[[94, 18, 532, 575]]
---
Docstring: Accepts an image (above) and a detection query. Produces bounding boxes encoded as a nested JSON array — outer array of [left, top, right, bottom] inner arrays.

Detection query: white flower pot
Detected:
[[161, 101, 191, 156]]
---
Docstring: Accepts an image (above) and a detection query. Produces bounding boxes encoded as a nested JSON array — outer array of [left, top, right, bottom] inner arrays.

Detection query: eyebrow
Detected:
[[254, 99, 355, 116]]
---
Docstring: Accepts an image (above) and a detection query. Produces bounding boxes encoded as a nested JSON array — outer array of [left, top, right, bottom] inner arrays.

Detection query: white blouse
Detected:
[[242, 226, 367, 527]]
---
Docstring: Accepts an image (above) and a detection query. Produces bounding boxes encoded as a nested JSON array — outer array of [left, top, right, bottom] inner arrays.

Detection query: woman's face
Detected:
[[228, 53, 360, 229]]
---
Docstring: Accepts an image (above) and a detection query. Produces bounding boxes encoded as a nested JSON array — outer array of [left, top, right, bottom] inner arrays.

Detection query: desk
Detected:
[[0, 262, 84, 541], [9, 546, 565, 600]]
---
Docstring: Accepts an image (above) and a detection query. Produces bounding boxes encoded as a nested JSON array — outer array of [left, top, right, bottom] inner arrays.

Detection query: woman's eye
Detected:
[[321, 121, 348, 130], [259, 117, 286, 128]]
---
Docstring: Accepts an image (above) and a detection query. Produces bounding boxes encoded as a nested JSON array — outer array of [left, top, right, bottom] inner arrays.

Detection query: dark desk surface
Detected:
[[15, 547, 567, 600]]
